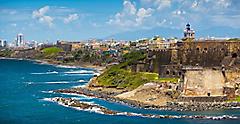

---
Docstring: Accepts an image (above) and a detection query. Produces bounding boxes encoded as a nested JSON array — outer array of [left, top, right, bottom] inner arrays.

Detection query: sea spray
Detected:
[[48, 97, 239, 120]]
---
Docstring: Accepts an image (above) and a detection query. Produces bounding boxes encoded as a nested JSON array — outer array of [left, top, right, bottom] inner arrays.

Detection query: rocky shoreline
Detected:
[[54, 88, 240, 111], [3, 57, 240, 112], [165, 102, 240, 111], [48, 97, 238, 120]]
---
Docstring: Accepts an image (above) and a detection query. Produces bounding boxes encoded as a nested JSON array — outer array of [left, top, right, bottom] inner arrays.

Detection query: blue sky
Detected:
[[0, 0, 240, 42]]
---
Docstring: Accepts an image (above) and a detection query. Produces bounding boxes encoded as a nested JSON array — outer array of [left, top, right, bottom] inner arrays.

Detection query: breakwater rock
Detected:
[[54, 88, 240, 111], [165, 102, 240, 111], [49, 97, 239, 120], [54, 88, 158, 109]]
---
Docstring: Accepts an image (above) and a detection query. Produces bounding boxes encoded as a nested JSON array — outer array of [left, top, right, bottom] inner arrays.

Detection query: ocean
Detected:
[[0, 59, 239, 124]]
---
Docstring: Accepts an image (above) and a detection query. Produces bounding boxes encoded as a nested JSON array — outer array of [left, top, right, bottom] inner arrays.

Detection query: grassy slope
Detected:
[[228, 96, 240, 102], [236, 96, 240, 102], [42, 47, 63, 58], [96, 51, 179, 90]]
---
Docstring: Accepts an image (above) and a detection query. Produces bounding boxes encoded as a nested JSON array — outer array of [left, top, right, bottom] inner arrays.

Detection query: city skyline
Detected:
[[0, 0, 240, 42]]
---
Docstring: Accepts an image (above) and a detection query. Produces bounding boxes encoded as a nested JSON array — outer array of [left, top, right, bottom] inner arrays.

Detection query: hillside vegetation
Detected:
[[0, 49, 13, 57], [42, 47, 63, 58], [96, 50, 179, 90]]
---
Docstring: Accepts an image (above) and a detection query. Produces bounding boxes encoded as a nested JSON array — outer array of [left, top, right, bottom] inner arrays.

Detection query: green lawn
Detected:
[[97, 66, 179, 90], [42, 47, 63, 57], [235, 96, 240, 102], [227, 96, 240, 102], [96, 50, 179, 90]]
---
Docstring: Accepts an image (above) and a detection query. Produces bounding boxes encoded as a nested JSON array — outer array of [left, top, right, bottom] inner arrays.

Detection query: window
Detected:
[[232, 53, 237, 58], [207, 93, 211, 96], [166, 70, 170, 75], [178, 72, 182, 76], [172, 71, 176, 75]]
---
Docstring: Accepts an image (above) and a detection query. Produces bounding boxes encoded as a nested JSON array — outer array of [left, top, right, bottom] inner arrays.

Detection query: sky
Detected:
[[0, 0, 240, 42]]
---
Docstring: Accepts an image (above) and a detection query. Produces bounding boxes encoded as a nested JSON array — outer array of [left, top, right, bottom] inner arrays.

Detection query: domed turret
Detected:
[[186, 23, 190, 30], [183, 23, 195, 40]]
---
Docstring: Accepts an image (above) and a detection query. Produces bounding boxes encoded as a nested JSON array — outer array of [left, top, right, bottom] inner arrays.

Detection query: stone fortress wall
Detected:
[[141, 40, 240, 100], [147, 41, 240, 78]]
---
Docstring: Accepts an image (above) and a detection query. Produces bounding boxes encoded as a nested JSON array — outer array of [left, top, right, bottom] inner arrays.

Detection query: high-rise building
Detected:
[[183, 23, 195, 39], [0, 39, 7, 47], [16, 33, 24, 47]]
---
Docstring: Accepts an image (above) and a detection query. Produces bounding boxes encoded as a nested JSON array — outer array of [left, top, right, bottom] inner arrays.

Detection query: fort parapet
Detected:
[[147, 40, 240, 78], [132, 40, 240, 100]]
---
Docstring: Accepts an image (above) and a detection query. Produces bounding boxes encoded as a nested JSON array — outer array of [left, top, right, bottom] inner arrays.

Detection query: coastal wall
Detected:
[[178, 41, 240, 66], [178, 96, 227, 102], [182, 69, 225, 96], [149, 41, 240, 78]]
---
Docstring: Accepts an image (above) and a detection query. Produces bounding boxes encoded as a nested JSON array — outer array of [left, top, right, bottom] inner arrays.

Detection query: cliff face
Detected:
[[183, 69, 225, 96], [225, 70, 240, 96], [225, 70, 240, 86], [116, 83, 179, 106]]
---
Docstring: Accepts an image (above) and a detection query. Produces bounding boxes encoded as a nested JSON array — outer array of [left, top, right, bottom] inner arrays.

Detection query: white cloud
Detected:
[[39, 16, 53, 26], [141, 0, 171, 10], [107, 0, 154, 29], [32, 6, 54, 27], [136, 8, 154, 25], [32, 6, 49, 17], [216, 0, 231, 8], [155, 0, 171, 10], [64, 13, 79, 24], [172, 10, 186, 16], [11, 23, 17, 27], [123, 0, 136, 15], [191, 0, 198, 8], [190, 0, 232, 12]]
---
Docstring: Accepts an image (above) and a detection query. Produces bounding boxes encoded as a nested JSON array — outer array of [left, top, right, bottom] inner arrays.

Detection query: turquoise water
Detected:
[[0, 59, 239, 124]]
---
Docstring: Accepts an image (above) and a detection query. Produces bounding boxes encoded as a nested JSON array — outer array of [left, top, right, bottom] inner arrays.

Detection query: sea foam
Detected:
[[31, 71, 59, 75], [64, 70, 94, 74]]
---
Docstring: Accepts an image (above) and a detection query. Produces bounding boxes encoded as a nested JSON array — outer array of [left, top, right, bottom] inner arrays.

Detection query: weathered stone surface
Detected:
[[183, 69, 225, 96]]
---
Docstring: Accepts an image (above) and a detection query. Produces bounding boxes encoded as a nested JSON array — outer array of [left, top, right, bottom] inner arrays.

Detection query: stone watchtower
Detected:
[[183, 23, 195, 40]]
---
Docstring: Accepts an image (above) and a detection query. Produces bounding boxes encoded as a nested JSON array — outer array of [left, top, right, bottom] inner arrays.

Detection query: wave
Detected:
[[71, 78, 92, 88], [45, 80, 88, 84], [25, 79, 87, 85], [48, 97, 239, 120], [31, 71, 59, 75], [60, 93, 94, 99], [24, 82, 34, 85], [41, 98, 53, 102], [94, 72, 100, 76], [55, 65, 79, 69], [78, 80, 87, 82], [41, 91, 54, 93], [64, 70, 94, 74], [63, 74, 94, 76], [45, 81, 69, 84]]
